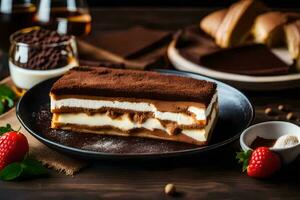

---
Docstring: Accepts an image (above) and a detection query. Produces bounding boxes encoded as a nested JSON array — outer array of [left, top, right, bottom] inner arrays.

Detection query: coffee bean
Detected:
[[164, 183, 176, 195], [278, 105, 284, 111], [286, 112, 295, 120], [264, 108, 274, 116]]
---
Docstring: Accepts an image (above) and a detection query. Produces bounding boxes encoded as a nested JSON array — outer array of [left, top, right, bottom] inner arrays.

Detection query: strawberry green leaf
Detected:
[[0, 101, 4, 115], [0, 157, 47, 181], [3, 96, 14, 108], [0, 84, 15, 114], [236, 150, 252, 172], [0, 124, 13, 135], [0, 85, 15, 100], [0, 163, 23, 181], [21, 158, 47, 176]]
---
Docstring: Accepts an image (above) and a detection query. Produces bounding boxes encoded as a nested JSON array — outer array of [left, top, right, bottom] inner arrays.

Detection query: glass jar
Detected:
[[9, 27, 79, 89]]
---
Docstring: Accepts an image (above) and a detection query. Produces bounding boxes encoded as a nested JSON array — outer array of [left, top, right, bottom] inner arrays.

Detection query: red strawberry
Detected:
[[0, 131, 29, 170], [236, 147, 281, 178]]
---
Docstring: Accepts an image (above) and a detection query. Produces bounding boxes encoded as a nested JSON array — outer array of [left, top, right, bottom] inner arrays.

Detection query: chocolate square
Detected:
[[84, 26, 172, 59]]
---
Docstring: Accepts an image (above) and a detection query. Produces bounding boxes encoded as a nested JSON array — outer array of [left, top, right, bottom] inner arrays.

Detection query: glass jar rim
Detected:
[[9, 26, 75, 48]]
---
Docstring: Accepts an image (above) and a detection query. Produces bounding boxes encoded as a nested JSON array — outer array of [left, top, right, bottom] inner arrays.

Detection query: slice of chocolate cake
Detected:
[[50, 67, 218, 145], [199, 44, 290, 75]]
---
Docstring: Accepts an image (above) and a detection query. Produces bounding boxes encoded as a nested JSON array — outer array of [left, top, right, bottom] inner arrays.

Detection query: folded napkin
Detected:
[[0, 77, 86, 175], [77, 26, 173, 70]]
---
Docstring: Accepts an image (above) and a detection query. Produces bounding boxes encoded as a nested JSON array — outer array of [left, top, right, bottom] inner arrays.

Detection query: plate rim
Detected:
[[168, 40, 300, 84], [16, 70, 254, 159]]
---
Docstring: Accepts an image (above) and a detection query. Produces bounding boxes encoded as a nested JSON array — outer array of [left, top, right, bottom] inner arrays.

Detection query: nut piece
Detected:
[[264, 107, 273, 115], [165, 183, 176, 195], [278, 105, 285, 111], [286, 112, 295, 120]]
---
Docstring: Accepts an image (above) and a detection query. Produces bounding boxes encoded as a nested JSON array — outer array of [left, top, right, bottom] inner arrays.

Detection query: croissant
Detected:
[[252, 12, 300, 47], [200, 9, 227, 38], [252, 12, 287, 46], [284, 20, 300, 70], [215, 0, 266, 48]]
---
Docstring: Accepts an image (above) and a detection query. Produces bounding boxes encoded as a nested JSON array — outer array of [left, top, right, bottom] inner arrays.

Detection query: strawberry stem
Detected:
[[16, 126, 22, 133]]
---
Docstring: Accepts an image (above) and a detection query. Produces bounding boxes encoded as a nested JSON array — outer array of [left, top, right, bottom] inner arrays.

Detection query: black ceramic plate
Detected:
[[16, 70, 254, 159]]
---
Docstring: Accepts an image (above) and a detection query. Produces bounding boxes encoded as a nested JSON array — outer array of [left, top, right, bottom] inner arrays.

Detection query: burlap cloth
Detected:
[[0, 77, 86, 175]]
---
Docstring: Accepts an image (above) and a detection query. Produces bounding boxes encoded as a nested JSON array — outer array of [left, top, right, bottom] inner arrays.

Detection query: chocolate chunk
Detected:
[[85, 26, 172, 59]]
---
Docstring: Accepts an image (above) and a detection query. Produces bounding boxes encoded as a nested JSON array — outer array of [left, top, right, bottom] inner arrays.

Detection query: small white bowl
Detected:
[[240, 121, 300, 164], [9, 59, 78, 89]]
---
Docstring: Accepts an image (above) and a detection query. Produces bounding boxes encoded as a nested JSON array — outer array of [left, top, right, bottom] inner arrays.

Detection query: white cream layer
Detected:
[[51, 94, 217, 125], [52, 106, 217, 142]]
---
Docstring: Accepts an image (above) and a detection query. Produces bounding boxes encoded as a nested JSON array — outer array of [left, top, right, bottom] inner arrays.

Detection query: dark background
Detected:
[[86, 0, 300, 8]]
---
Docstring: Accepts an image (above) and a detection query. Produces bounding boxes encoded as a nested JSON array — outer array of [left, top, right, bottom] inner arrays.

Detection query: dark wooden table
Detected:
[[1, 7, 300, 200]]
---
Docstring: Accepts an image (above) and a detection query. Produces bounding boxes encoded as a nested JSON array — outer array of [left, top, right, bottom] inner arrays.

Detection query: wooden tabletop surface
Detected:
[[0, 7, 300, 200]]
